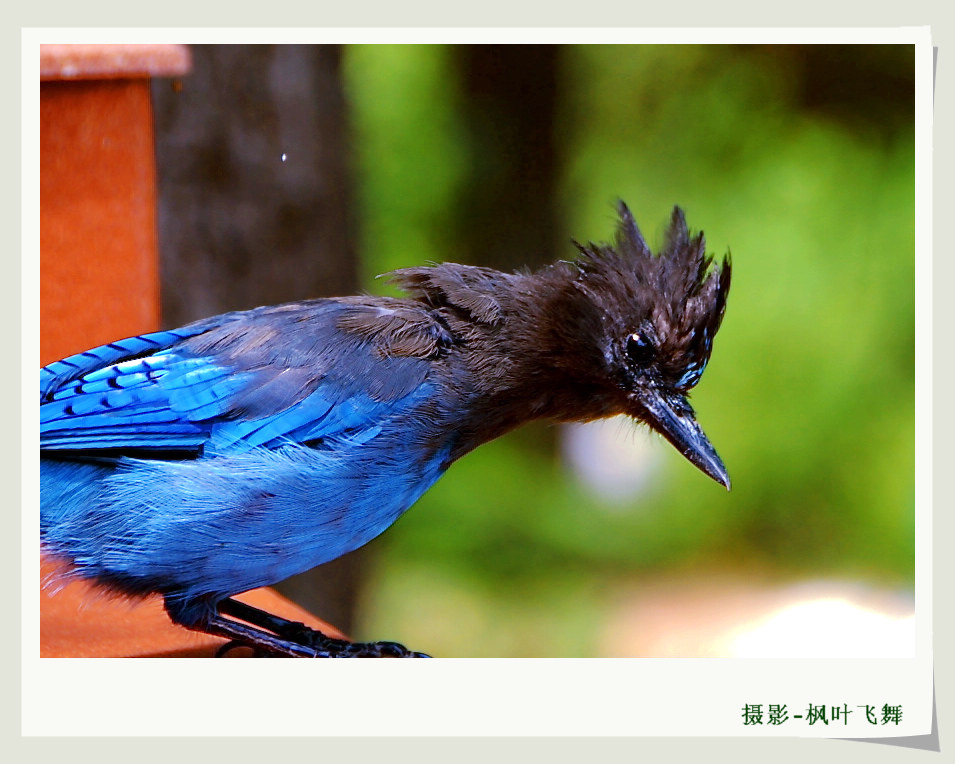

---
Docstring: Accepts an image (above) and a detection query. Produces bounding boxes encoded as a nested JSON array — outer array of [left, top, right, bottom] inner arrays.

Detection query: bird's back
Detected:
[[40, 297, 457, 602]]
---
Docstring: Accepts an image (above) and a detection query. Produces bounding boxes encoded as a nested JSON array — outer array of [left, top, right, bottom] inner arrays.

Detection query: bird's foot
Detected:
[[279, 622, 431, 658], [205, 597, 430, 658], [276, 620, 430, 658]]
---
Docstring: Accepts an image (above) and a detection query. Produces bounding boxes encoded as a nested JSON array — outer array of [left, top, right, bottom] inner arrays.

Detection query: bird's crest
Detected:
[[571, 202, 731, 390]]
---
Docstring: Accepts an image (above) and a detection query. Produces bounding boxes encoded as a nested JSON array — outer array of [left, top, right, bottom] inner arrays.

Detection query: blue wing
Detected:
[[40, 299, 450, 457]]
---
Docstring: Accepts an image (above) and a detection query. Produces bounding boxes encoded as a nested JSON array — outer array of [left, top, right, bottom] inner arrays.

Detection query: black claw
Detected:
[[202, 597, 431, 658], [215, 639, 269, 658], [214, 640, 246, 658]]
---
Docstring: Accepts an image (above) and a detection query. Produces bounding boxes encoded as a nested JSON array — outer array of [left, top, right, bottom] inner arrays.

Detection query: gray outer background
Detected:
[[11, 1, 951, 760]]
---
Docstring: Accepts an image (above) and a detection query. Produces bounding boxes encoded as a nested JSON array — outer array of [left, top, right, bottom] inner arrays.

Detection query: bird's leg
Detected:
[[192, 597, 431, 658], [218, 598, 431, 658], [198, 610, 319, 657]]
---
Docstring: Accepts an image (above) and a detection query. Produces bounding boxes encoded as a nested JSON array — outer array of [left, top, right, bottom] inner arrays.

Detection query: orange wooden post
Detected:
[[40, 44, 186, 365], [39, 45, 342, 656]]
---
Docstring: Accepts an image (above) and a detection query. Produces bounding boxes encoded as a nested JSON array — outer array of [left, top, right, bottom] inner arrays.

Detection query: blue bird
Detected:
[[40, 203, 731, 657]]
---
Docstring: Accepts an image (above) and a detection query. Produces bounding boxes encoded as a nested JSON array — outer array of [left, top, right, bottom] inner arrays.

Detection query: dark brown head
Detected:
[[386, 202, 732, 487], [548, 202, 732, 488]]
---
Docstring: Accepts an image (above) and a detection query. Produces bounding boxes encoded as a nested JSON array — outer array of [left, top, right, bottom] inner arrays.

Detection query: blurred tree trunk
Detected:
[[452, 45, 560, 272], [750, 44, 914, 142], [151, 44, 366, 635], [452, 45, 562, 453]]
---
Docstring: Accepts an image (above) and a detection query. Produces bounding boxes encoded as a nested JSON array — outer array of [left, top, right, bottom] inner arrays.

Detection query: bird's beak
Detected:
[[635, 388, 730, 490]]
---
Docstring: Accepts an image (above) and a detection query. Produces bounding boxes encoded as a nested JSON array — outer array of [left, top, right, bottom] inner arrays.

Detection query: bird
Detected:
[[40, 202, 731, 658]]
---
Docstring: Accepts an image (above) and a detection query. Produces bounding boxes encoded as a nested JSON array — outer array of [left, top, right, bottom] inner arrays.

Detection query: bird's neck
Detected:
[[442, 271, 619, 458]]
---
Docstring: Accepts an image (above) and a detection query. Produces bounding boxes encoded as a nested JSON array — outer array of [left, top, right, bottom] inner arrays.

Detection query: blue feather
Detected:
[[40, 298, 455, 610]]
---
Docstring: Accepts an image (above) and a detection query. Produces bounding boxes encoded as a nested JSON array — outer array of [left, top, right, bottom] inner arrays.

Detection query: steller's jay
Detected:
[[40, 203, 731, 658]]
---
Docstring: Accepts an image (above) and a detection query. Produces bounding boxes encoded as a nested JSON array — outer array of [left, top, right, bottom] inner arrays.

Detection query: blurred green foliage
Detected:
[[342, 44, 915, 656]]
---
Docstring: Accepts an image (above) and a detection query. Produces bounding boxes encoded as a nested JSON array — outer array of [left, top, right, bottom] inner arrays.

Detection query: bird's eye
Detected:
[[626, 332, 654, 366]]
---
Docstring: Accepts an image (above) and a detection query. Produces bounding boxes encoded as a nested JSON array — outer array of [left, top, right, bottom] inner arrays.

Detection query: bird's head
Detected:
[[555, 203, 732, 488]]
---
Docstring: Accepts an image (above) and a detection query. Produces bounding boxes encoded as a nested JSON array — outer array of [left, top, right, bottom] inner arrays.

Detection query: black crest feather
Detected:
[[571, 202, 731, 389]]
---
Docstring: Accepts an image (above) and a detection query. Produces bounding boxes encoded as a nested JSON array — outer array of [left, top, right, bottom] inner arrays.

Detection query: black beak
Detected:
[[635, 388, 730, 490]]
